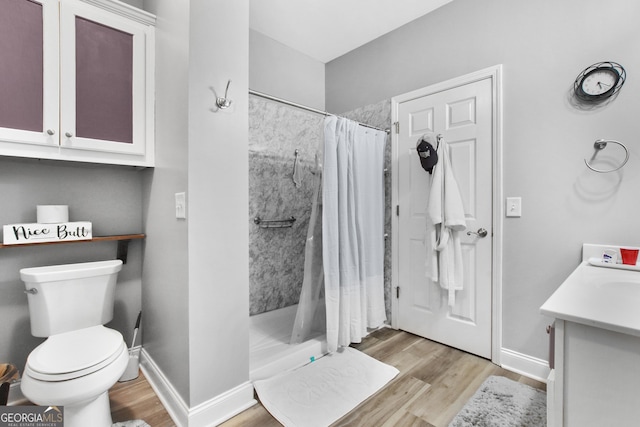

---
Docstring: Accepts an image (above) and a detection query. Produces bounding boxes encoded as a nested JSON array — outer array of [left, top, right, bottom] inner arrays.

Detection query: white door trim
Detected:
[[390, 65, 503, 365]]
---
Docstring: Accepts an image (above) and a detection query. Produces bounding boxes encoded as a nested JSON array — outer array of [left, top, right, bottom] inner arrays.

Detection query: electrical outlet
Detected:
[[175, 192, 186, 219], [506, 197, 521, 217]]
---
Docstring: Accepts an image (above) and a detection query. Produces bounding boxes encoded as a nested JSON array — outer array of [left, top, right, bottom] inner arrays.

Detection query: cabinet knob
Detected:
[[65, 132, 73, 138], [46, 129, 55, 136]]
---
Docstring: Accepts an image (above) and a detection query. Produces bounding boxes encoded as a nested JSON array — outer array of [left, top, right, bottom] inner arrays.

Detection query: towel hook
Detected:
[[584, 139, 629, 173], [216, 80, 233, 109]]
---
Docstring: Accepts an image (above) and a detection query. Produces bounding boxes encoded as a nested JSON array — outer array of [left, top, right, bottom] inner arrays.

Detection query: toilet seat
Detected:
[[26, 326, 126, 382]]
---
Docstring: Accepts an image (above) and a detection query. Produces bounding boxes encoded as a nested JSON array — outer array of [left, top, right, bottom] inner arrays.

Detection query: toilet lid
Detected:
[[27, 326, 126, 380]]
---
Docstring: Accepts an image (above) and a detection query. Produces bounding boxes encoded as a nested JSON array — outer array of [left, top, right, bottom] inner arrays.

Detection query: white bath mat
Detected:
[[254, 347, 399, 427]]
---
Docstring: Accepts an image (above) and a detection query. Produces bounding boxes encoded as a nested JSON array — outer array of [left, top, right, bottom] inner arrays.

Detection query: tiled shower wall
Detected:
[[248, 95, 392, 319], [249, 95, 323, 315]]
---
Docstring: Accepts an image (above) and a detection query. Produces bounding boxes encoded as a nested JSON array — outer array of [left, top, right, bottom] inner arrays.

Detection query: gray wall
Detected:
[[186, 0, 249, 405], [121, 0, 143, 9], [250, 29, 325, 111], [140, 0, 190, 403], [142, 0, 249, 408], [326, 0, 640, 360], [0, 158, 143, 374]]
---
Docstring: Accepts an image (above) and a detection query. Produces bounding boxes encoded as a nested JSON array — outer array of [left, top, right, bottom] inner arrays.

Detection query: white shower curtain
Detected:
[[323, 116, 387, 353]]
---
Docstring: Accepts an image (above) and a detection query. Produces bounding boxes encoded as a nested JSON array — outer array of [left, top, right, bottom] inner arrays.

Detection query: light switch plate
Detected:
[[175, 192, 186, 219], [506, 197, 521, 217]]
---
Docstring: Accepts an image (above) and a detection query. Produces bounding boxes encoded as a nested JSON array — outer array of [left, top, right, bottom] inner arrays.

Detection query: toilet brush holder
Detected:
[[119, 349, 140, 382], [119, 311, 141, 382]]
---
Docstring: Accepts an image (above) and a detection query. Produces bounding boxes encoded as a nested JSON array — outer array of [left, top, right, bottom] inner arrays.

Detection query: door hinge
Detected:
[[396, 205, 399, 216], [393, 121, 400, 134], [396, 287, 400, 298]]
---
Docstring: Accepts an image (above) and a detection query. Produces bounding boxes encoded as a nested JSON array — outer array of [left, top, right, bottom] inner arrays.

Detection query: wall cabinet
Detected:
[[0, 0, 155, 167]]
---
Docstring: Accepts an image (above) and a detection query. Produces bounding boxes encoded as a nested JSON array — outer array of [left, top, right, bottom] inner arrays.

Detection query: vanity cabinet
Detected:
[[547, 319, 640, 427], [0, 0, 155, 167], [541, 244, 640, 427]]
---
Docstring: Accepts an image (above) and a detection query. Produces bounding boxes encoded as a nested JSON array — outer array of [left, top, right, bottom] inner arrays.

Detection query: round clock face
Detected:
[[574, 62, 625, 102], [580, 68, 619, 97]]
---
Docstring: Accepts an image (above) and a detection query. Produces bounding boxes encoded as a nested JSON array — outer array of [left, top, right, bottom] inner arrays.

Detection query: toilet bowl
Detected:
[[20, 260, 127, 427]]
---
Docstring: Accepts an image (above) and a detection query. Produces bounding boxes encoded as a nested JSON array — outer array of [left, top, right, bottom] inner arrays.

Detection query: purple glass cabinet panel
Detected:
[[0, 0, 44, 133], [75, 16, 133, 144]]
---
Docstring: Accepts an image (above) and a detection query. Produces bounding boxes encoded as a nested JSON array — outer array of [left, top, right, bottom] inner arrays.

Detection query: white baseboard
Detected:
[[140, 348, 256, 427], [500, 347, 550, 383], [187, 381, 257, 427]]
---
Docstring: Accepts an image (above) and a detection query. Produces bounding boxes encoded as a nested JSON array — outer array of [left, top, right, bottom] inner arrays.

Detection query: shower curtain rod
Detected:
[[249, 89, 390, 134]]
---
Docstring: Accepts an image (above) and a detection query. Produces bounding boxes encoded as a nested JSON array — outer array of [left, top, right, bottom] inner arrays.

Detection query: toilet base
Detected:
[[64, 391, 113, 427], [21, 339, 128, 427]]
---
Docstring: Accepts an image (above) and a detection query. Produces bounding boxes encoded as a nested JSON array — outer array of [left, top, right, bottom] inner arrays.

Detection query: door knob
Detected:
[[467, 228, 488, 238]]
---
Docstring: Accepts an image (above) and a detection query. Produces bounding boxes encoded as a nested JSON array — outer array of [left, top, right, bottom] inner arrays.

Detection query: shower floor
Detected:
[[250, 304, 327, 381]]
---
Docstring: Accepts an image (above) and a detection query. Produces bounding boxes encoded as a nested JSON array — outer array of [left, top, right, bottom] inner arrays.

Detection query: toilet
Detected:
[[20, 260, 129, 427]]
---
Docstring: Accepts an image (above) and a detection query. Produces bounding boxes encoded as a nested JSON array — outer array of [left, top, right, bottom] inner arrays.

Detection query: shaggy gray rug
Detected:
[[448, 376, 546, 427], [112, 421, 151, 427]]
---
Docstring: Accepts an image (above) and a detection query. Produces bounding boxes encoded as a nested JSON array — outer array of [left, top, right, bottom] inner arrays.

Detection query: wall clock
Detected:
[[574, 62, 626, 102]]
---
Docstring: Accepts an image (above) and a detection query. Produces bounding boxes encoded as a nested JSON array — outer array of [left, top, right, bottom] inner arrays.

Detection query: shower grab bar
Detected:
[[311, 167, 388, 175], [254, 216, 296, 228]]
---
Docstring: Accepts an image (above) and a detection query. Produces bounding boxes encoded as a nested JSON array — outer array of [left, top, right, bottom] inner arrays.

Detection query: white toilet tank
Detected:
[[20, 260, 123, 337]]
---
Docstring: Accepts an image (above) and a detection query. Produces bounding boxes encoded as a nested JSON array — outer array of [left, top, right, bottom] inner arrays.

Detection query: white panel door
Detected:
[[397, 77, 493, 358]]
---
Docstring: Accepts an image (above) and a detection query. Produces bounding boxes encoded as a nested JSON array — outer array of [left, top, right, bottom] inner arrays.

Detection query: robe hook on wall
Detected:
[[215, 79, 233, 109]]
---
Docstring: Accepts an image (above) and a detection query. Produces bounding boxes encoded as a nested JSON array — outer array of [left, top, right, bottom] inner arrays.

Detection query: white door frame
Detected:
[[390, 64, 503, 365]]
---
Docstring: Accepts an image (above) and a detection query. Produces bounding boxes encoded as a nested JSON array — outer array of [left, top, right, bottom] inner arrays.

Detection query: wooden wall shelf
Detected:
[[0, 234, 145, 263]]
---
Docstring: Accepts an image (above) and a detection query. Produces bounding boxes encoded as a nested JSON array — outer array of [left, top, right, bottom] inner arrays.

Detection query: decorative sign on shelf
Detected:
[[2, 222, 92, 245]]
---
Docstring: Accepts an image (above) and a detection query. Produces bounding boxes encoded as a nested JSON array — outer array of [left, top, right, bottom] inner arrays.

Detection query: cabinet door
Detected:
[[0, 0, 59, 148], [59, 0, 147, 156]]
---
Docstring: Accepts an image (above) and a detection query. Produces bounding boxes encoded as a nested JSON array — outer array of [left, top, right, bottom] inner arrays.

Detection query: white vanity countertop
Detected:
[[541, 259, 640, 337]]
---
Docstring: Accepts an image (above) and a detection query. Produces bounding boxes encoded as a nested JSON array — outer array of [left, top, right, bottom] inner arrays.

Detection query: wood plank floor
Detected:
[[110, 329, 545, 426], [110, 371, 176, 427]]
